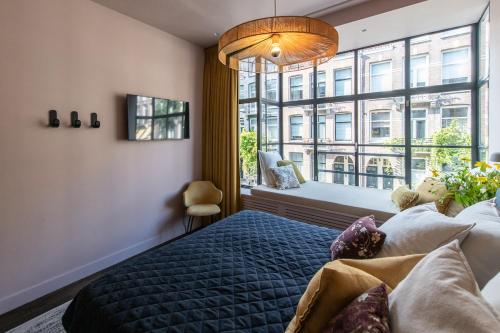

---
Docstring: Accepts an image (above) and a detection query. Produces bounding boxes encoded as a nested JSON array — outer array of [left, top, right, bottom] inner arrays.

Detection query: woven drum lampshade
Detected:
[[218, 16, 339, 73]]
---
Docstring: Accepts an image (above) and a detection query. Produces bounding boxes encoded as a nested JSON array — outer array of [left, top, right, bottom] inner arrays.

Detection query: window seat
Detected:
[[241, 181, 399, 230]]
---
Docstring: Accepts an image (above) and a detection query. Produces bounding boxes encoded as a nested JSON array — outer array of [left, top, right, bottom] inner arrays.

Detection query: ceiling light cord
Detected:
[[274, 0, 277, 17]]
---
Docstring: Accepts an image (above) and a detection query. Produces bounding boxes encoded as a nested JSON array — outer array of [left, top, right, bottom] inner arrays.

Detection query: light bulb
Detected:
[[271, 43, 281, 58]]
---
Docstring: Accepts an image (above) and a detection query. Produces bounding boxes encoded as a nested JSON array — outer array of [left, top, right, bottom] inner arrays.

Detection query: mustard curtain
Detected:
[[202, 46, 240, 217]]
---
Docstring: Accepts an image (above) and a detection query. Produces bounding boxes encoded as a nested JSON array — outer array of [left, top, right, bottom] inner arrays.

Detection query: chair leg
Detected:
[[188, 216, 195, 233]]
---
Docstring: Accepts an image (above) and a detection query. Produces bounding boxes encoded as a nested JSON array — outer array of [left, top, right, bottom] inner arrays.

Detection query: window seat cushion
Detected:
[[250, 182, 399, 222]]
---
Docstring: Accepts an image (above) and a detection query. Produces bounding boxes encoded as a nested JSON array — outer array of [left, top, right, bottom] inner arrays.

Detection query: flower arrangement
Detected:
[[435, 158, 500, 207]]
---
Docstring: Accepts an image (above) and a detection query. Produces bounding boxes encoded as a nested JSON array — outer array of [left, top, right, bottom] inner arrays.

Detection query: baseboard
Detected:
[[0, 232, 176, 315]]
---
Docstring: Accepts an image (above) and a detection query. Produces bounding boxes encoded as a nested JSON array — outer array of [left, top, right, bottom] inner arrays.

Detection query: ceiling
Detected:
[[91, 0, 371, 46], [332, 0, 489, 52], [92, 0, 489, 50]]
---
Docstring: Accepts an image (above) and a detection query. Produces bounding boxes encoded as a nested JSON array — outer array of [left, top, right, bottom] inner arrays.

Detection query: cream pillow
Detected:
[[389, 240, 500, 333], [391, 185, 419, 211], [257, 150, 282, 186], [483, 272, 500, 315], [377, 203, 474, 258]]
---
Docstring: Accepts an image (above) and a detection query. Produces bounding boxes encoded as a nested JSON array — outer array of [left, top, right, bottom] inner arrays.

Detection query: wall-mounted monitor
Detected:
[[127, 94, 189, 141]]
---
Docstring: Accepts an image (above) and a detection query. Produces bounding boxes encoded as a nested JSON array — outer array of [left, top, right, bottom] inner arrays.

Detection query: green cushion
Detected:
[[277, 160, 306, 184]]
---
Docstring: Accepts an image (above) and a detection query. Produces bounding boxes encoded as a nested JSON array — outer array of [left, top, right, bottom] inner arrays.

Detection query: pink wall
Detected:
[[0, 0, 203, 314]]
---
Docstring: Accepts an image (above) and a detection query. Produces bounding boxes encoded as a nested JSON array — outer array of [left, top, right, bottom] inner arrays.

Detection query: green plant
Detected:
[[438, 159, 500, 207], [430, 121, 471, 171], [239, 130, 257, 181]]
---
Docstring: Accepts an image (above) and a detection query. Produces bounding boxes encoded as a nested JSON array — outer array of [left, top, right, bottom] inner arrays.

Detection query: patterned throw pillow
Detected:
[[322, 283, 390, 333], [268, 165, 300, 190], [330, 216, 386, 260]]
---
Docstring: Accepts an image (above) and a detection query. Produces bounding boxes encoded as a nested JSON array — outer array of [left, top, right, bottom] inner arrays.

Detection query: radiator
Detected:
[[241, 193, 386, 230]]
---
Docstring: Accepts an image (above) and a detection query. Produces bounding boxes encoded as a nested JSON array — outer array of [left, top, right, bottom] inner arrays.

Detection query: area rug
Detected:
[[7, 301, 70, 333]]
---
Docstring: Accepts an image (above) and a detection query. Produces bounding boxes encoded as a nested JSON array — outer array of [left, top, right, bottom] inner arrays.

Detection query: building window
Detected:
[[366, 160, 378, 189], [239, 84, 245, 98], [333, 156, 355, 185], [248, 82, 256, 98], [267, 115, 278, 143], [289, 152, 303, 169], [309, 71, 327, 98], [248, 115, 257, 132], [442, 48, 470, 84], [441, 106, 469, 131], [289, 115, 303, 140], [370, 61, 392, 92], [411, 109, 427, 139], [318, 153, 326, 182], [335, 68, 352, 96], [370, 111, 391, 139], [411, 158, 427, 186], [265, 78, 277, 100], [410, 55, 429, 87], [318, 115, 326, 140], [289, 75, 303, 101], [335, 113, 352, 141]]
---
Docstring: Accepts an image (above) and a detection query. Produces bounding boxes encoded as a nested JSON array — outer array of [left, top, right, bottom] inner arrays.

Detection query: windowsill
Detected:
[[247, 181, 398, 220]]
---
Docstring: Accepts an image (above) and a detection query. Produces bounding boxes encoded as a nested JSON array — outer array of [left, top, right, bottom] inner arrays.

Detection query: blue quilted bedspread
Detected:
[[62, 210, 341, 332]]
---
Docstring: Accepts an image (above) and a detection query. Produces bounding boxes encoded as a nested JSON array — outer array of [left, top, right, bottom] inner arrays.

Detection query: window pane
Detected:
[[262, 65, 279, 101], [479, 84, 489, 150], [359, 41, 405, 93], [283, 62, 314, 102], [261, 104, 280, 147], [283, 105, 313, 143], [410, 55, 429, 88], [410, 26, 471, 87], [359, 97, 405, 144], [410, 91, 471, 144], [316, 102, 354, 144], [283, 145, 314, 181], [359, 147, 405, 190], [411, 147, 472, 187], [239, 102, 258, 186], [479, 8, 490, 80], [239, 58, 256, 99], [318, 146, 355, 185], [317, 52, 354, 98]]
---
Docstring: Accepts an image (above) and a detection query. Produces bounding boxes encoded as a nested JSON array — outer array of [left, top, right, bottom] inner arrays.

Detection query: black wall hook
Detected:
[[49, 110, 60, 128], [71, 111, 81, 128], [90, 112, 100, 128]]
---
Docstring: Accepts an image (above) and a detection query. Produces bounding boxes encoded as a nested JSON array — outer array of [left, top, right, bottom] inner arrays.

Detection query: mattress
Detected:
[[62, 210, 341, 332]]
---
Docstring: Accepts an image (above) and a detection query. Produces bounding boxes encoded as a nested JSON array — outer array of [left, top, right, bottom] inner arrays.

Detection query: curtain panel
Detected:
[[202, 46, 240, 217]]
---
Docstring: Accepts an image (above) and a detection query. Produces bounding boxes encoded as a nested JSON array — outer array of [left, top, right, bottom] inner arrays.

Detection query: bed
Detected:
[[62, 210, 341, 332]]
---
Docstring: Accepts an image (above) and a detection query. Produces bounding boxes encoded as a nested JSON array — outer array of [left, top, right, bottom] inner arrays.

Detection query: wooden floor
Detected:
[[0, 232, 190, 332]]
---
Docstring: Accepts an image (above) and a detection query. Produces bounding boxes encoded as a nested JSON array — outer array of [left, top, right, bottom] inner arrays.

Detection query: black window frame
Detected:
[[238, 22, 482, 189]]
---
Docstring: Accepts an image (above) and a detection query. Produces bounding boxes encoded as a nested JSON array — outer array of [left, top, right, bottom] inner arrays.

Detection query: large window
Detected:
[[238, 24, 482, 189]]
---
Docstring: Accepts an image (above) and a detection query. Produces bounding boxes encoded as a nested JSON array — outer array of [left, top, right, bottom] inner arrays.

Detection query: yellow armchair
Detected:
[[183, 181, 223, 232]]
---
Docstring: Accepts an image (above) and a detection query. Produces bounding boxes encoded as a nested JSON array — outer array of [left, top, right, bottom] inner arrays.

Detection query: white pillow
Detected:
[[258, 150, 282, 187], [459, 221, 500, 288], [457, 199, 500, 224], [483, 272, 500, 315], [389, 240, 500, 333], [377, 203, 474, 258], [457, 200, 500, 288]]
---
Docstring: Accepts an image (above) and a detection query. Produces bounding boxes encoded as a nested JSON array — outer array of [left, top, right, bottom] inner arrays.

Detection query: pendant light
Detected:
[[218, 0, 339, 73]]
